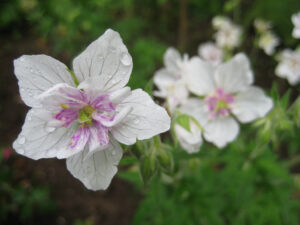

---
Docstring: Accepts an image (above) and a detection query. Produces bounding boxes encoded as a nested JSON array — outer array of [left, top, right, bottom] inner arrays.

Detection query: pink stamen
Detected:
[[205, 88, 235, 120]]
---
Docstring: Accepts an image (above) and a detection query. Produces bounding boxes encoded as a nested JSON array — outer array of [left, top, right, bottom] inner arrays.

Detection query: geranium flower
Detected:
[[13, 29, 170, 190], [292, 11, 300, 39], [258, 31, 279, 56], [212, 16, 242, 50], [198, 42, 223, 66], [275, 49, 300, 85], [153, 47, 189, 112], [185, 53, 273, 148]]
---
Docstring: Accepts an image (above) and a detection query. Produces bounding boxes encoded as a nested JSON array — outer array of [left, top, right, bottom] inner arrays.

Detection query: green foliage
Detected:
[[132, 147, 300, 225], [0, 148, 56, 223]]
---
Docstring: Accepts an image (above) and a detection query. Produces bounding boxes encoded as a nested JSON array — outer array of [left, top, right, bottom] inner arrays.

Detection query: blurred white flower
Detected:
[[154, 47, 189, 112], [212, 16, 242, 50], [13, 29, 170, 191], [185, 53, 273, 148], [292, 11, 300, 39], [258, 31, 280, 55], [254, 19, 272, 33], [198, 42, 223, 66], [275, 49, 300, 85], [174, 112, 203, 154]]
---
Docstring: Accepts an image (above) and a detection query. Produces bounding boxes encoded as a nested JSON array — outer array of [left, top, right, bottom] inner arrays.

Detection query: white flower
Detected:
[[212, 16, 242, 50], [258, 31, 279, 55], [185, 53, 273, 148], [174, 113, 203, 154], [254, 19, 272, 33], [153, 47, 189, 112], [198, 42, 223, 66], [292, 11, 300, 39], [13, 29, 170, 191], [275, 48, 300, 85]]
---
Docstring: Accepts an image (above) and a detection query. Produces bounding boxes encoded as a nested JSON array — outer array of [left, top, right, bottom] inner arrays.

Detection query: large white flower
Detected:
[[153, 47, 189, 112], [13, 29, 170, 190], [212, 16, 242, 50], [258, 31, 279, 56], [275, 49, 300, 85], [198, 42, 223, 66], [292, 11, 300, 39], [185, 53, 273, 148]]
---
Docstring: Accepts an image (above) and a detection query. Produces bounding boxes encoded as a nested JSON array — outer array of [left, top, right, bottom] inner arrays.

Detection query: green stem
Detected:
[[67, 68, 79, 86]]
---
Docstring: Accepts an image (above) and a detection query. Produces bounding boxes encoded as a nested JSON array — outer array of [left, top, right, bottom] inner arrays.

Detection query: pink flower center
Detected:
[[54, 89, 116, 149], [205, 88, 234, 120]]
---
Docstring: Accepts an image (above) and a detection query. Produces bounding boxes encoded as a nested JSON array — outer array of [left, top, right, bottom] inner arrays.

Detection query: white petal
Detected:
[[175, 121, 202, 153], [14, 55, 75, 107], [73, 29, 132, 92], [203, 117, 239, 148], [154, 68, 177, 97], [111, 89, 171, 145], [164, 47, 181, 73], [66, 138, 123, 191], [109, 87, 131, 104], [13, 109, 82, 160], [185, 56, 216, 96], [214, 53, 253, 93], [231, 86, 273, 123], [179, 98, 209, 125]]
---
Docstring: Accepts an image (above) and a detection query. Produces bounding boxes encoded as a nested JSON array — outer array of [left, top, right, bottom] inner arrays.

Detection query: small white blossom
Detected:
[[153, 47, 189, 112], [254, 19, 272, 33], [212, 16, 242, 50], [174, 109, 203, 153], [184, 53, 273, 148], [13, 29, 170, 191], [198, 42, 223, 66], [275, 48, 300, 85], [292, 11, 300, 39], [258, 31, 280, 55]]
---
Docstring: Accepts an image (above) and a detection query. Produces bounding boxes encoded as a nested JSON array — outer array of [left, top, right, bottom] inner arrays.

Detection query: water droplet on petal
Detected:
[[18, 136, 26, 144], [97, 55, 104, 61], [133, 119, 140, 124], [20, 57, 24, 62], [108, 75, 113, 79], [111, 150, 116, 155], [112, 79, 117, 84], [30, 68, 34, 73], [28, 91, 33, 97], [18, 148, 25, 154], [45, 126, 56, 133], [120, 52, 132, 66]]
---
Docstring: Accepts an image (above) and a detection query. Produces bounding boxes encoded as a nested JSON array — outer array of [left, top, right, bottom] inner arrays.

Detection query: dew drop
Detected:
[[30, 68, 34, 73], [112, 79, 117, 84], [108, 75, 113, 79], [21, 88, 25, 92], [111, 150, 116, 155], [97, 55, 104, 61], [20, 57, 25, 62], [28, 91, 33, 97], [18, 148, 25, 154], [120, 53, 132, 66], [133, 119, 140, 124], [110, 47, 117, 53], [27, 115, 32, 121], [45, 126, 56, 133], [18, 136, 26, 144]]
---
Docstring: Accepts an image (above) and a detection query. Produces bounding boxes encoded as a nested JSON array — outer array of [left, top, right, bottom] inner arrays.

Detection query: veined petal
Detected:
[[87, 125, 109, 153], [111, 89, 171, 145], [203, 117, 239, 148], [93, 106, 132, 127], [154, 68, 178, 97], [73, 29, 132, 92], [231, 86, 273, 123], [14, 55, 75, 107], [185, 56, 216, 96], [214, 53, 253, 93], [179, 98, 209, 125], [109, 87, 131, 104], [13, 109, 83, 160], [164, 47, 181, 74], [69, 127, 90, 151], [66, 137, 123, 191]]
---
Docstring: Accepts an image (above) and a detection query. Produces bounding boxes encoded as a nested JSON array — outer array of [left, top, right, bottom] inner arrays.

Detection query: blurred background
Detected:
[[0, 0, 300, 225]]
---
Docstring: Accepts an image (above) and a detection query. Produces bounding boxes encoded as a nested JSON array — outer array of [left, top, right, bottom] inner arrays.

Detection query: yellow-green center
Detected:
[[79, 105, 95, 126]]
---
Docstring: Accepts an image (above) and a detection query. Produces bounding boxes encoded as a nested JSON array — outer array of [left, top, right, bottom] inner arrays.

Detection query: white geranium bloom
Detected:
[[275, 49, 300, 85], [153, 47, 189, 112], [292, 12, 300, 39], [254, 19, 272, 33], [212, 16, 242, 50], [185, 53, 273, 148], [258, 31, 279, 55], [198, 42, 223, 66], [13, 29, 170, 191]]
